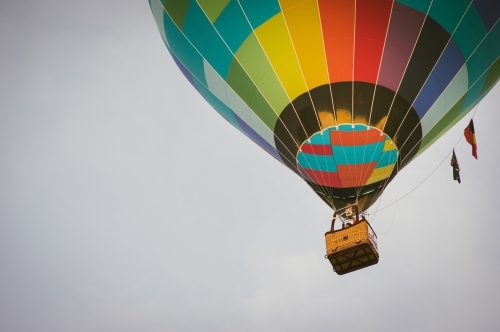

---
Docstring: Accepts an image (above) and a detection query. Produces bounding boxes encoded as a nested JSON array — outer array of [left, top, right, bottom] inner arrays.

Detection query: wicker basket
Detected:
[[325, 220, 379, 275]]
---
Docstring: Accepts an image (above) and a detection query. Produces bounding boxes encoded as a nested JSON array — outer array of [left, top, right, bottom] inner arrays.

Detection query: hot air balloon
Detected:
[[149, 0, 500, 274]]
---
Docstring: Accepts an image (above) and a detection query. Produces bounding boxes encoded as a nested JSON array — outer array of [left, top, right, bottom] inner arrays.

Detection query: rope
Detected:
[[369, 103, 480, 219], [376, 158, 400, 234]]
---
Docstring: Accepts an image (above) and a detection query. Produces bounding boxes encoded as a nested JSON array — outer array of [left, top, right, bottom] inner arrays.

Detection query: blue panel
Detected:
[[377, 150, 398, 168], [332, 142, 384, 165], [297, 153, 338, 172], [473, 0, 500, 31], [193, 77, 241, 130], [214, 0, 253, 53], [234, 115, 283, 163], [164, 11, 206, 85], [434, 39, 465, 86], [183, 1, 233, 78], [238, 0, 281, 29], [413, 74, 441, 118]]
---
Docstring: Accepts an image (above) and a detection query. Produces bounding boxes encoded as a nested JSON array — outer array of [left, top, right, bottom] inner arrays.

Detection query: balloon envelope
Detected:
[[150, 0, 500, 212]]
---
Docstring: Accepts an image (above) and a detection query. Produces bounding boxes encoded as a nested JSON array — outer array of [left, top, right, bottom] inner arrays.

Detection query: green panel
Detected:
[[226, 59, 257, 104], [480, 57, 500, 95], [428, 0, 470, 34], [396, 0, 432, 13], [460, 20, 500, 110], [226, 59, 277, 129], [255, 69, 290, 115], [416, 87, 490, 158], [234, 34, 272, 81], [163, 0, 190, 29], [453, 7, 487, 60], [420, 95, 466, 150], [234, 33, 289, 115], [197, 0, 231, 23], [249, 90, 279, 130]]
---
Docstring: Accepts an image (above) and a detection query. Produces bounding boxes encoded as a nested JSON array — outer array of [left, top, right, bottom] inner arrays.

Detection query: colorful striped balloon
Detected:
[[149, 0, 500, 212]]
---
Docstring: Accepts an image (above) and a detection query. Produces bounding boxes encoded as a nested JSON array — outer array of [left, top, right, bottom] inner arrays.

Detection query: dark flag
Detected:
[[464, 119, 478, 159], [451, 149, 461, 184]]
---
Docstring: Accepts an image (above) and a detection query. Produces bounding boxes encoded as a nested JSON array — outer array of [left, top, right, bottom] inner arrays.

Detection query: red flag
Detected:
[[464, 119, 477, 159]]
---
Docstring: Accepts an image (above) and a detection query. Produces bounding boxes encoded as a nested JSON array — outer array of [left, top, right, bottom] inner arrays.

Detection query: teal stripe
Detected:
[[297, 153, 338, 172], [214, 0, 253, 53], [238, 0, 281, 29], [183, 1, 234, 78], [396, 0, 432, 14], [461, 22, 500, 112], [163, 9, 206, 85], [308, 132, 331, 145], [377, 150, 398, 168], [337, 124, 369, 132], [453, 7, 488, 60], [332, 142, 384, 165], [428, 0, 470, 35]]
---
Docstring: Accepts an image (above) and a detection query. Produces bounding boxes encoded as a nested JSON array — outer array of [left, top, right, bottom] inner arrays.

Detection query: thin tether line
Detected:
[[394, 18, 499, 158], [370, 103, 481, 219], [397, 54, 498, 166]]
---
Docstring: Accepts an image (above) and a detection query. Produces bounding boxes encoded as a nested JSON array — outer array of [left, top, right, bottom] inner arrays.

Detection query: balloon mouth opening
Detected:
[[296, 123, 398, 189]]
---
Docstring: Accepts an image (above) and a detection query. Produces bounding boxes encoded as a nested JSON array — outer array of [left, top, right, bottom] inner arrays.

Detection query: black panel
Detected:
[[330, 82, 353, 120], [398, 16, 450, 105], [309, 84, 335, 115], [353, 82, 376, 123], [274, 82, 422, 211], [370, 84, 395, 128]]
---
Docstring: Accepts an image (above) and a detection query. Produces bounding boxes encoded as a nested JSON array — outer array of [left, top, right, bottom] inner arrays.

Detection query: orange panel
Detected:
[[337, 162, 377, 187], [318, 0, 355, 83]]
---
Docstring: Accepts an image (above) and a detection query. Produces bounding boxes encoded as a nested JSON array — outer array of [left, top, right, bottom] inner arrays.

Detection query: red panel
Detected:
[[318, 0, 355, 83], [302, 169, 342, 188], [330, 130, 385, 146], [354, 0, 393, 83], [337, 162, 377, 187], [300, 144, 333, 155]]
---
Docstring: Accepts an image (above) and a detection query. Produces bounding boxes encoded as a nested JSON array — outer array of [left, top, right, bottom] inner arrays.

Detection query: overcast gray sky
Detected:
[[1, 1, 500, 331]]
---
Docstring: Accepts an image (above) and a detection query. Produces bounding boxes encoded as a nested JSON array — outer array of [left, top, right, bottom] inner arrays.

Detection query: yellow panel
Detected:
[[383, 140, 397, 151], [366, 165, 395, 185], [280, 0, 329, 90], [255, 13, 307, 101], [280, 0, 314, 10]]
